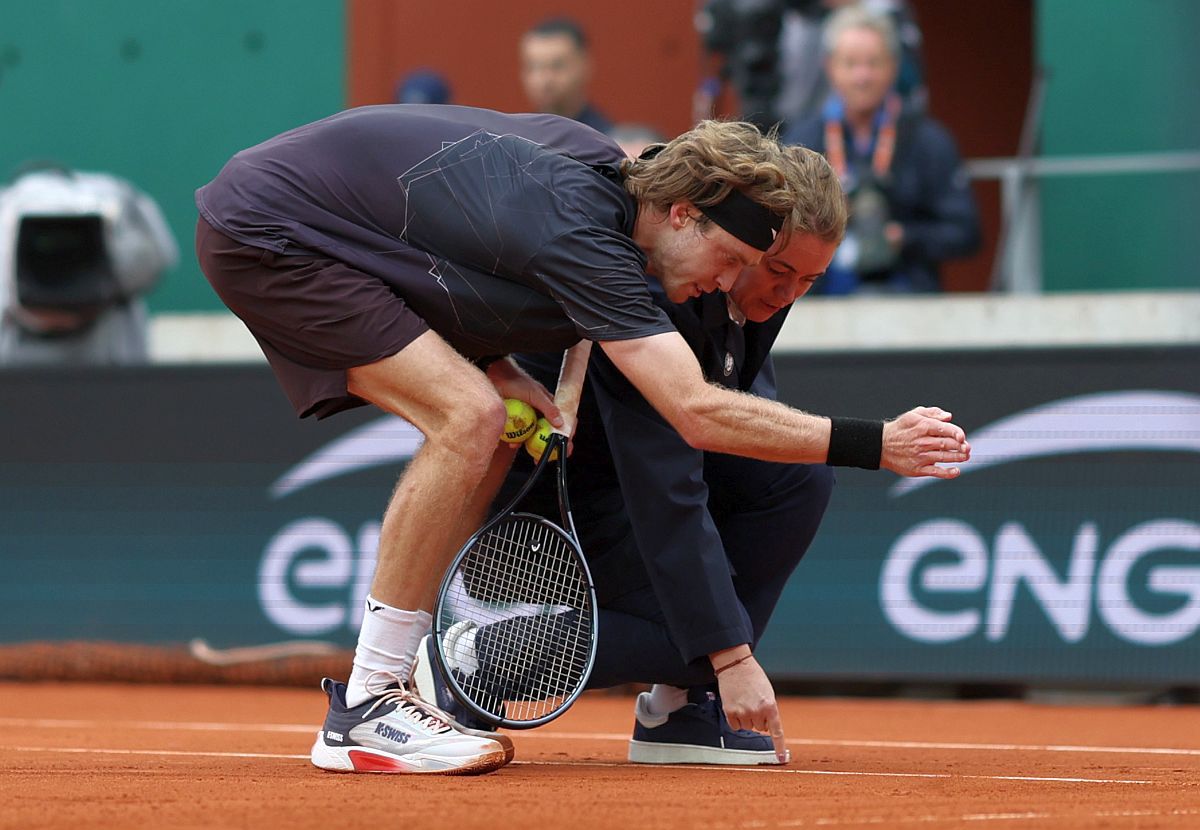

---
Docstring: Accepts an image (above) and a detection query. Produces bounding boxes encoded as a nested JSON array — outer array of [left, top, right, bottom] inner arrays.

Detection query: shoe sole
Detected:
[[311, 734, 508, 776], [411, 642, 515, 765], [452, 725, 515, 765], [628, 739, 782, 766]]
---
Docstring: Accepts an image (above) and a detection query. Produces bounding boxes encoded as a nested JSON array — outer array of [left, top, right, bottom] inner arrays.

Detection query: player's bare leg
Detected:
[[310, 331, 511, 775], [348, 331, 507, 613]]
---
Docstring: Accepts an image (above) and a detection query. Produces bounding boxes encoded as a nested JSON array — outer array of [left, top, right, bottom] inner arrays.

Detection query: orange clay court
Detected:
[[1, 682, 1197, 830]]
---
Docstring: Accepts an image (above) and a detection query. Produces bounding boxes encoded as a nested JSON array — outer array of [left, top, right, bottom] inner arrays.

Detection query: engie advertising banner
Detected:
[[1, 346, 1197, 686]]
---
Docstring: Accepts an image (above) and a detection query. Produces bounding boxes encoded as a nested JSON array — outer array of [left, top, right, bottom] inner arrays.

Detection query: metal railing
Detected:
[[965, 151, 1200, 293]]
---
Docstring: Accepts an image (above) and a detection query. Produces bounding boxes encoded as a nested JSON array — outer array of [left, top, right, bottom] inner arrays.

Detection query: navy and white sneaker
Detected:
[[628, 687, 784, 765], [309, 676, 508, 775], [410, 632, 514, 764]]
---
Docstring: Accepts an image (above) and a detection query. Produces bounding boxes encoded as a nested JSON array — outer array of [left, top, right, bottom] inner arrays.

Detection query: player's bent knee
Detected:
[[428, 394, 506, 470], [446, 394, 506, 446]]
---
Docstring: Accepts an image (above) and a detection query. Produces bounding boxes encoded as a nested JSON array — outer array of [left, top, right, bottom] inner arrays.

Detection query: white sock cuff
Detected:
[[364, 596, 433, 629], [345, 601, 433, 707], [646, 684, 688, 716]]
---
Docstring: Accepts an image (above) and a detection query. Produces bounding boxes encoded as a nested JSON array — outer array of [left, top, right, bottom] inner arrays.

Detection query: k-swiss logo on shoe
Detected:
[[374, 722, 411, 744], [326, 730, 344, 741]]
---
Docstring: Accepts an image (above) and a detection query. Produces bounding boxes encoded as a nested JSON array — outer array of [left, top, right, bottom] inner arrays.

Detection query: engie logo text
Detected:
[[880, 391, 1200, 648]]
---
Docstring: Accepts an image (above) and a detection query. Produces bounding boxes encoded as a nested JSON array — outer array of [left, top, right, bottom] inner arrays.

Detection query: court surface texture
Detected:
[[1, 682, 1197, 829]]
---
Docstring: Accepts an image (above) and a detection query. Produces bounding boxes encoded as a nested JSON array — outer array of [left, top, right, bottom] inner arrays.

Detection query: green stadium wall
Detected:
[[1037, 0, 1200, 291], [1, 2, 1196, 309], [0, 0, 345, 313]]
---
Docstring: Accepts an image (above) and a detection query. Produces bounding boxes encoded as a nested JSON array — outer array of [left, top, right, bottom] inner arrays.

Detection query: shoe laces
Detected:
[[703, 692, 764, 737], [362, 670, 456, 734]]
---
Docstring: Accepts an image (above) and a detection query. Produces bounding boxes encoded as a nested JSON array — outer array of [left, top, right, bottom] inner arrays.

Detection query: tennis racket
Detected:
[[432, 340, 598, 729]]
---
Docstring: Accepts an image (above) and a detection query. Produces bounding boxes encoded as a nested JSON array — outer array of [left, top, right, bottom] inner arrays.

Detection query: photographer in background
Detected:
[[694, 0, 789, 129], [784, 6, 979, 293], [694, 0, 925, 129], [0, 166, 177, 366]]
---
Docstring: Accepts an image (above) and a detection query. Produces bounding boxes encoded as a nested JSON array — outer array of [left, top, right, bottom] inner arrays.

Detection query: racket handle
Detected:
[[552, 340, 593, 438]]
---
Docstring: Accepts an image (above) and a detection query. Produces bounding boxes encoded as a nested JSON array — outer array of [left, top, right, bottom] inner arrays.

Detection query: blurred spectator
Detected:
[[608, 123, 667, 159], [520, 17, 612, 134], [777, 0, 926, 126], [784, 6, 978, 293], [694, 0, 925, 130], [394, 69, 452, 105], [0, 166, 177, 365]]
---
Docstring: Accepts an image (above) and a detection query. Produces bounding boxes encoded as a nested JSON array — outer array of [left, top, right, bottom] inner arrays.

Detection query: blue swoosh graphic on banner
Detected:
[[891, 390, 1200, 498]]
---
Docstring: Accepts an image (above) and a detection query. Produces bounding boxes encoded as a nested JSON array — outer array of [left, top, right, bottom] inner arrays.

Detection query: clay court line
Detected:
[[763, 807, 1200, 827], [538, 730, 1200, 758], [785, 737, 1200, 757], [0, 746, 1158, 785], [0, 717, 315, 734], [5, 746, 310, 760], [6, 718, 1200, 759], [512, 759, 1156, 785]]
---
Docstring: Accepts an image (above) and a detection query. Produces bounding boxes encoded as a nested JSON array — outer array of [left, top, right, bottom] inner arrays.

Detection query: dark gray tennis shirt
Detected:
[[196, 105, 675, 357]]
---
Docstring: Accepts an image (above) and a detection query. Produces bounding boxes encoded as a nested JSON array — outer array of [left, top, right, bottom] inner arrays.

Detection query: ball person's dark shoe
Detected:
[[628, 687, 783, 765]]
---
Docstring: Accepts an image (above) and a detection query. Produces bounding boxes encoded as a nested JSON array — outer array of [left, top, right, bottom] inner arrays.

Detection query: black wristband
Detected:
[[826, 417, 884, 470]]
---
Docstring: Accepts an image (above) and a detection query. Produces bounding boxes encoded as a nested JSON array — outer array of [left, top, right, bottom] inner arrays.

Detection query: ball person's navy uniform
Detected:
[[507, 283, 833, 688]]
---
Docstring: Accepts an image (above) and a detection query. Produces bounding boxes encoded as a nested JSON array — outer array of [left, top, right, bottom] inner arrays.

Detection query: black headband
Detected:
[[697, 189, 785, 252], [635, 144, 784, 252]]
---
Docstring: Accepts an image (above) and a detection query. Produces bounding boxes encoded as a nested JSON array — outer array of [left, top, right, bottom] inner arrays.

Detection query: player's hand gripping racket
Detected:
[[433, 341, 597, 729]]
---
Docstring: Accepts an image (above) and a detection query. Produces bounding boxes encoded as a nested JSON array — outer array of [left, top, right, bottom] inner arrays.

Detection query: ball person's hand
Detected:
[[714, 652, 790, 763], [881, 406, 971, 479]]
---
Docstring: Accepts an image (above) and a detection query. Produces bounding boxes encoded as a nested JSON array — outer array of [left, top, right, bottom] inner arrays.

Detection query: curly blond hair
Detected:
[[622, 120, 846, 246]]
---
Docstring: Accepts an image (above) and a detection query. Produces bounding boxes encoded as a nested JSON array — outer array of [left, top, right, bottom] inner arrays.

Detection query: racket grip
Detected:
[[552, 340, 593, 438]]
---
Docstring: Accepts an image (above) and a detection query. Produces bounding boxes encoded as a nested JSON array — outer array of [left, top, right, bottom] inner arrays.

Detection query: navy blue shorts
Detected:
[[195, 217, 429, 419]]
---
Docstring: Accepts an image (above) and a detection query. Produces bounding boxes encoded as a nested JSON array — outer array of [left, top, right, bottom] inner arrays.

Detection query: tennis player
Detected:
[[416, 226, 963, 766], [196, 104, 969, 775]]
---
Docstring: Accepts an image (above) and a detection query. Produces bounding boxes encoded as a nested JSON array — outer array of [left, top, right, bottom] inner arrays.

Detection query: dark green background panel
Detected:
[[0, 0, 345, 313], [1037, 0, 1200, 291]]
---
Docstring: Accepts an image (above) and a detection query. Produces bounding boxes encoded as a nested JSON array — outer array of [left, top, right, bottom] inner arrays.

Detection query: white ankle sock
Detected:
[[646, 684, 688, 716], [345, 597, 431, 708]]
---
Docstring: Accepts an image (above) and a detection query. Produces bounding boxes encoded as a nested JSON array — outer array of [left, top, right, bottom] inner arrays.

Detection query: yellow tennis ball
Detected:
[[524, 417, 560, 462], [502, 399, 538, 444]]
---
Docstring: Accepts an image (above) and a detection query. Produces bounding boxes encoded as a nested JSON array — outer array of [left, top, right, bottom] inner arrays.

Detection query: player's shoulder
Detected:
[[382, 104, 624, 165]]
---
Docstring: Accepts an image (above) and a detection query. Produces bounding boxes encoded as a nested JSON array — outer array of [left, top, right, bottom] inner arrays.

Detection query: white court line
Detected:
[[539, 731, 1200, 758], [0, 717, 314, 734], [5, 746, 309, 760], [512, 759, 1155, 785], [768, 808, 1200, 827], [786, 737, 1200, 758], [1, 747, 1157, 785], [6, 718, 1200, 759]]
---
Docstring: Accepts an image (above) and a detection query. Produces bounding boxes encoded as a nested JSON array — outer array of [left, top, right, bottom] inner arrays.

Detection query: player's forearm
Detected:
[[603, 334, 968, 478], [671, 383, 834, 464], [601, 334, 835, 463]]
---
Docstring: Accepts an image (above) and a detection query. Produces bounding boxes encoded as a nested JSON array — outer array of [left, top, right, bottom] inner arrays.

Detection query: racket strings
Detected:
[[439, 514, 593, 724]]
